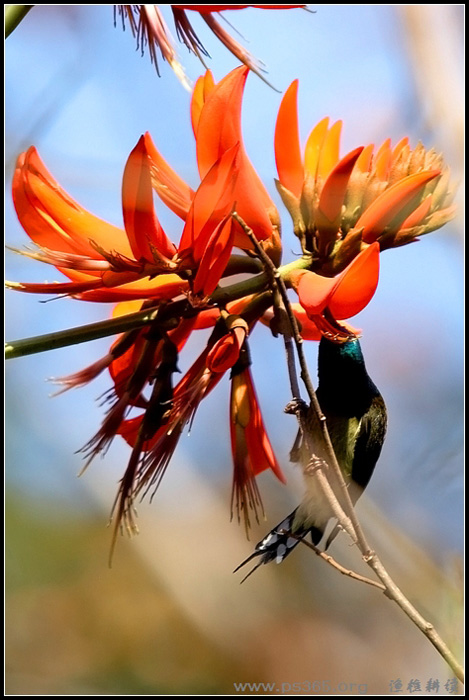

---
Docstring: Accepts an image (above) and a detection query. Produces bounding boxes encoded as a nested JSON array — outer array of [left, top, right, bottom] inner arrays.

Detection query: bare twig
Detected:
[[286, 532, 386, 592], [232, 211, 464, 684]]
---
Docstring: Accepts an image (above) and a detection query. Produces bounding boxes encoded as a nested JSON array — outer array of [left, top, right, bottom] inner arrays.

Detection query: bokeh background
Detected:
[[5, 5, 464, 695]]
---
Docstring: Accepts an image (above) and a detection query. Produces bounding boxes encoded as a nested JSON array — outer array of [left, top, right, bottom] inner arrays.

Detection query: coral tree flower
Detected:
[[149, 65, 282, 263], [10, 134, 242, 302], [8, 66, 456, 551], [274, 80, 456, 276], [115, 5, 306, 87], [111, 314, 284, 543], [230, 365, 286, 534], [289, 243, 380, 340]]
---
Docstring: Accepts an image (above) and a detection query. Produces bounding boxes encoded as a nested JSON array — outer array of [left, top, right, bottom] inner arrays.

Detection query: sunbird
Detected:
[[235, 336, 387, 580]]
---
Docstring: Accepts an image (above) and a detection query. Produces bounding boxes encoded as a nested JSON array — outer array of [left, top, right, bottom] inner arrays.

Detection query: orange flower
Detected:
[[10, 133, 243, 303], [8, 66, 457, 552], [288, 243, 380, 341], [111, 314, 286, 541], [274, 81, 456, 275], [115, 5, 305, 87], [230, 365, 286, 533], [148, 65, 282, 263]]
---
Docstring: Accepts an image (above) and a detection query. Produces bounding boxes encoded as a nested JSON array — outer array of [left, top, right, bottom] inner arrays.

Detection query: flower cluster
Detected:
[[9, 65, 455, 546]]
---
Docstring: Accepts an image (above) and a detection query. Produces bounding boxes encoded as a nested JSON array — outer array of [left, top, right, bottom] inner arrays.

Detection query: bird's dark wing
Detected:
[[351, 395, 387, 491]]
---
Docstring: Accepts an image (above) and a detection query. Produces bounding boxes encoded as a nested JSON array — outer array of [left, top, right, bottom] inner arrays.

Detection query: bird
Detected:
[[235, 335, 387, 581]]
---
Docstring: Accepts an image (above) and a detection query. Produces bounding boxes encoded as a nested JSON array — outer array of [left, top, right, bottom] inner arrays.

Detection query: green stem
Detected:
[[5, 5, 33, 38], [5, 258, 312, 360]]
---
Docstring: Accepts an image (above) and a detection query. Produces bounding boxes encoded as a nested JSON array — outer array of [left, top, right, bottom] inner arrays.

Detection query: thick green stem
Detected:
[[5, 5, 33, 38], [5, 258, 311, 360]]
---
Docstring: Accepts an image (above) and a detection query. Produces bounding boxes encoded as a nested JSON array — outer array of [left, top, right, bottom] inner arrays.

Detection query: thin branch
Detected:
[[366, 554, 464, 681], [231, 211, 464, 684], [287, 533, 386, 592]]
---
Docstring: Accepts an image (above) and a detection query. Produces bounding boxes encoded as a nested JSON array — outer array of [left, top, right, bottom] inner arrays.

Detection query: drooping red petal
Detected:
[[145, 132, 194, 221], [74, 274, 189, 302], [328, 242, 380, 319], [179, 144, 239, 259], [296, 270, 341, 316], [122, 135, 176, 262], [192, 215, 234, 297], [206, 325, 245, 373], [13, 147, 132, 258], [357, 170, 440, 243], [274, 80, 303, 198], [243, 369, 286, 483]]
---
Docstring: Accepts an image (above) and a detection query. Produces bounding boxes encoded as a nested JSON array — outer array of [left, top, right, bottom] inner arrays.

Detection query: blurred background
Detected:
[[5, 5, 463, 695]]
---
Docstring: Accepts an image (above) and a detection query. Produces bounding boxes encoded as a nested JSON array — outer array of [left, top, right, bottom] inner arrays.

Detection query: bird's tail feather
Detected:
[[234, 510, 324, 582]]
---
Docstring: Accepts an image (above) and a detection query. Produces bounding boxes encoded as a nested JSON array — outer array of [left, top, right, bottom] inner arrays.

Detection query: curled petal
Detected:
[[317, 120, 342, 180], [357, 170, 441, 243], [196, 66, 249, 180], [295, 243, 380, 320], [145, 132, 194, 221], [317, 147, 364, 224], [274, 80, 303, 198], [398, 194, 433, 230], [373, 138, 392, 179], [328, 242, 380, 319], [180, 144, 239, 260], [295, 270, 341, 316], [195, 66, 276, 241], [13, 147, 132, 258], [122, 135, 176, 262], [207, 324, 246, 373], [192, 215, 234, 297], [260, 304, 321, 341]]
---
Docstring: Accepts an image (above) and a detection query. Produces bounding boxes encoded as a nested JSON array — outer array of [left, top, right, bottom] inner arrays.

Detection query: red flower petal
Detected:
[[13, 147, 132, 258], [296, 243, 379, 320], [328, 242, 380, 319], [145, 132, 194, 221], [206, 325, 245, 373], [357, 170, 440, 243], [192, 215, 234, 296], [274, 79, 303, 198], [296, 269, 341, 315], [317, 146, 364, 223], [179, 143, 239, 260], [191, 70, 215, 137], [122, 135, 176, 262], [195, 66, 275, 242]]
